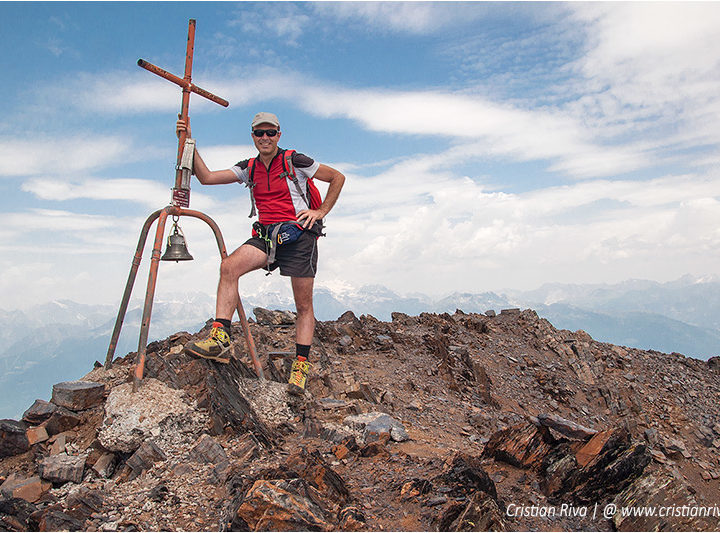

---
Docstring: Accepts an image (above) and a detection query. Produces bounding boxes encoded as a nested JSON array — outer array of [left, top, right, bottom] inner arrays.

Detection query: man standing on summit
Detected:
[[177, 112, 345, 395]]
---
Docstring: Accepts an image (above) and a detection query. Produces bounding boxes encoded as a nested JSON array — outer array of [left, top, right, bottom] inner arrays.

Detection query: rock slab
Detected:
[[536, 413, 597, 440], [0, 475, 51, 503], [126, 440, 167, 478], [40, 453, 86, 484], [51, 380, 106, 411], [189, 434, 227, 464], [91, 453, 116, 479], [26, 426, 49, 445], [234, 478, 331, 531], [22, 399, 58, 425], [0, 419, 29, 458]]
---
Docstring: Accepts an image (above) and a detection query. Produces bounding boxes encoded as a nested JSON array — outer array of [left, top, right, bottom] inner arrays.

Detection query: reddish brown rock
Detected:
[[49, 433, 67, 455], [26, 426, 49, 446], [22, 400, 58, 425], [536, 413, 597, 440], [332, 443, 350, 460], [0, 475, 51, 503], [3, 310, 720, 532], [38, 510, 84, 531], [360, 438, 390, 458], [0, 419, 29, 458], [41, 407, 81, 436], [613, 469, 720, 531], [40, 453, 86, 484], [0, 498, 40, 530], [189, 434, 227, 464], [572, 441, 651, 503], [234, 478, 331, 531], [433, 453, 498, 500], [91, 453, 116, 479], [125, 440, 167, 479], [436, 493, 508, 532], [541, 427, 651, 503], [66, 486, 104, 520], [338, 506, 367, 531], [284, 449, 350, 504], [575, 429, 615, 467], [482, 423, 555, 469], [400, 479, 432, 499], [429, 453, 505, 531], [51, 381, 105, 411]]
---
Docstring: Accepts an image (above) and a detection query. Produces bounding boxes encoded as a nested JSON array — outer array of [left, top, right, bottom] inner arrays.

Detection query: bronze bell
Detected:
[[161, 223, 193, 262]]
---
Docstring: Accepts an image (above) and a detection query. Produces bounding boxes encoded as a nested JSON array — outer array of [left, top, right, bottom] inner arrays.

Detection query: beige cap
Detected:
[[251, 112, 280, 129]]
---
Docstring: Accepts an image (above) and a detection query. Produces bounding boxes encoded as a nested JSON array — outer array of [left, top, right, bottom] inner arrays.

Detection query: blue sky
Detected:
[[2, 1, 720, 310]]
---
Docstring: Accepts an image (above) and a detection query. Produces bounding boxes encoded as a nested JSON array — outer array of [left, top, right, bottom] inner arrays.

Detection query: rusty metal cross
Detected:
[[105, 19, 264, 391], [137, 18, 228, 208]]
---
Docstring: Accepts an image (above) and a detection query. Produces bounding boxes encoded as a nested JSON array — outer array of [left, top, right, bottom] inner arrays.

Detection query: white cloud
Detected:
[[313, 2, 488, 35], [228, 3, 311, 45], [221, 78, 651, 179], [567, 3, 720, 147], [21, 177, 216, 211], [0, 136, 131, 176], [49, 70, 231, 116], [4, 209, 118, 233], [55, 67, 659, 179], [316, 148, 720, 293], [314, 2, 444, 34], [201, 145, 257, 169]]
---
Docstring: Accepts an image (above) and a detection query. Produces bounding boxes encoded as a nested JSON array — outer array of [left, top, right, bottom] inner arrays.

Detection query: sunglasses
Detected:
[[252, 129, 279, 137]]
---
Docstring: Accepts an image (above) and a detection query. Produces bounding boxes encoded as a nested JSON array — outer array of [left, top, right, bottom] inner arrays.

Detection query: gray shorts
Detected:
[[244, 226, 319, 278]]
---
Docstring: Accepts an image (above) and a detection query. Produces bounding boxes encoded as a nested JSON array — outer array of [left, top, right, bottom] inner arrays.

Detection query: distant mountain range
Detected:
[[2, 274, 719, 419]]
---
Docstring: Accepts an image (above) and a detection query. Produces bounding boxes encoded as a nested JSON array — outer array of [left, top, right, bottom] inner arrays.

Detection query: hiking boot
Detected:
[[287, 358, 310, 396], [184, 322, 232, 363]]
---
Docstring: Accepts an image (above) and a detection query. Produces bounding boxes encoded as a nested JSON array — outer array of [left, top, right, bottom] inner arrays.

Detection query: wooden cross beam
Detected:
[[137, 19, 229, 207]]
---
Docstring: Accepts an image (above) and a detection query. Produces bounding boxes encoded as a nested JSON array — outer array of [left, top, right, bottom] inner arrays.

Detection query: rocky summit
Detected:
[[2, 308, 720, 531]]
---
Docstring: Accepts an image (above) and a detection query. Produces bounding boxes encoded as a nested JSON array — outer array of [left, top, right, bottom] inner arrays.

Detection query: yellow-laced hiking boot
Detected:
[[288, 358, 310, 396], [184, 322, 232, 363]]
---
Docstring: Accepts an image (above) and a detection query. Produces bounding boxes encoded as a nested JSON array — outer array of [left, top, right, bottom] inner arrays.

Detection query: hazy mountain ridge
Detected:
[[2, 275, 720, 419], [509, 274, 720, 331]]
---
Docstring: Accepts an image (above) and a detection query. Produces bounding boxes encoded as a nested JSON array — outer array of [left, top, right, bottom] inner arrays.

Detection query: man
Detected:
[[177, 112, 345, 395]]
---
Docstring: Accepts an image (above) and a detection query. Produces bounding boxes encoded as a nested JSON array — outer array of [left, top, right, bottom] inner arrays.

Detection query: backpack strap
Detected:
[[246, 157, 258, 218], [279, 149, 311, 209]]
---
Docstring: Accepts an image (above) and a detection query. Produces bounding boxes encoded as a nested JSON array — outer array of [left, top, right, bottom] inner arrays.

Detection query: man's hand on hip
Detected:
[[297, 209, 324, 229]]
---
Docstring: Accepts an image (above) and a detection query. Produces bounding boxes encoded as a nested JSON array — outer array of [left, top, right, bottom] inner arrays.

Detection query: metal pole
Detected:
[[175, 19, 195, 192], [105, 209, 163, 367], [234, 293, 263, 380], [132, 208, 170, 392]]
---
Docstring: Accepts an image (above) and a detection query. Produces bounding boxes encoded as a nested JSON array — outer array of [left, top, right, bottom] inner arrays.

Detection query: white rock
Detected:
[[98, 379, 193, 453], [238, 377, 294, 427]]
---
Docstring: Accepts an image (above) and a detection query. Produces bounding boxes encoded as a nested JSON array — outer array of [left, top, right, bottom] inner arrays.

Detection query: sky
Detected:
[[2, 1, 720, 311]]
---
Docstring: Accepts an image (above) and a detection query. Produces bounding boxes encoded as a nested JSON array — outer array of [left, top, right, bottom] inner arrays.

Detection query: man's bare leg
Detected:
[[185, 244, 266, 362], [216, 244, 267, 320], [291, 276, 315, 345], [288, 276, 315, 395]]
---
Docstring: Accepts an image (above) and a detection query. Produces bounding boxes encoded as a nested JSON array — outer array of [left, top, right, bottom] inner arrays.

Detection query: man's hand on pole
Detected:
[[176, 117, 191, 139]]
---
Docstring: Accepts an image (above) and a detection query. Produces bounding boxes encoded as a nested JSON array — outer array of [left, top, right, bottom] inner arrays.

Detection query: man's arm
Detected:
[[297, 164, 345, 229], [177, 119, 239, 185]]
